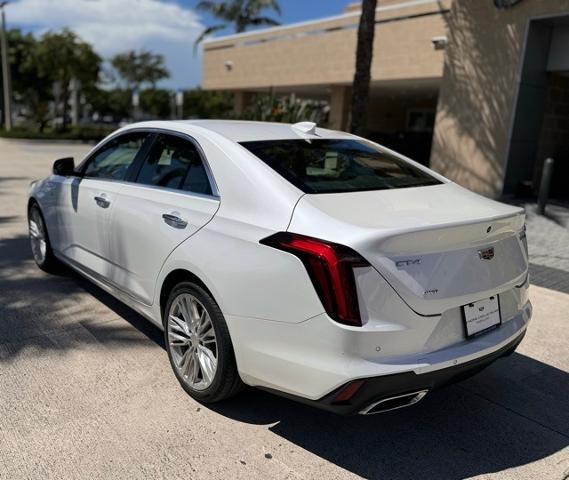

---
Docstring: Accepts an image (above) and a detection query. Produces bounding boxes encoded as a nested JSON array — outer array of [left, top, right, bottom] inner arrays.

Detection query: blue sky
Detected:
[[6, 0, 353, 89], [182, 0, 353, 36]]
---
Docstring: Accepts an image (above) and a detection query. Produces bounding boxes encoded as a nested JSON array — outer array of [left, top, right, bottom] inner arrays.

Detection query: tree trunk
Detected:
[[350, 0, 378, 136]]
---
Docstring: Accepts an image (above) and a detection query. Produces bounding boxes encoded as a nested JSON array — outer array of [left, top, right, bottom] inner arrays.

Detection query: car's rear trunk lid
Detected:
[[288, 183, 528, 316]]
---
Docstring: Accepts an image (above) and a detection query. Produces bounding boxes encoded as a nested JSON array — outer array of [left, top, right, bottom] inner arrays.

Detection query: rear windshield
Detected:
[[240, 139, 441, 194]]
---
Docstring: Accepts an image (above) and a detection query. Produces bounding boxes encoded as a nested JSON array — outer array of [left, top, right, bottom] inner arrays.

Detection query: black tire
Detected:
[[163, 281, 243, 403], [28, 203, 62, 273]]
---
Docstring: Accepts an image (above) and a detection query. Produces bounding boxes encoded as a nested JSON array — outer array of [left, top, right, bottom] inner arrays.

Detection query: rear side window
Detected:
[[135, 134, 213, 195], [84, 132, 148, 181], [240, 139, 441, 194], [181, 159, 212, 195]]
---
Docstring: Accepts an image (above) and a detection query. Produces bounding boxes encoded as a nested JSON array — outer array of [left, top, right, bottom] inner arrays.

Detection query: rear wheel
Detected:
[[28, 203, 61, 273], [164, 282, 243, 403]]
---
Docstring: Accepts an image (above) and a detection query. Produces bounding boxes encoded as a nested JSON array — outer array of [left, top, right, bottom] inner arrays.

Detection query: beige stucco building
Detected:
[[202, 0, 569, 199]]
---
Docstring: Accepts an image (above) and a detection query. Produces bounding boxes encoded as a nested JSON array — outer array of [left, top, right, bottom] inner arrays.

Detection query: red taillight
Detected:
[[260, 232, 370, 327]]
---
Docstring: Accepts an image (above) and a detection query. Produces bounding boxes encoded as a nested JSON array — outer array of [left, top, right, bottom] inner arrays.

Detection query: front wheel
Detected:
[[164, 282, 243, 403], [28, 203, 61, 273]]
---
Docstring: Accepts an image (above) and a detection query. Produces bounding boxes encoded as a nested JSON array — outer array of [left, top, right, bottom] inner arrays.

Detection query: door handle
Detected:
[[162, 213, 188, 229], [94, 195, 111, 208]]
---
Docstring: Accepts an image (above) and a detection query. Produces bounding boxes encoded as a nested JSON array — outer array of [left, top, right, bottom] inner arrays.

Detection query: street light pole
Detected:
[[1, 1, 13, 131]]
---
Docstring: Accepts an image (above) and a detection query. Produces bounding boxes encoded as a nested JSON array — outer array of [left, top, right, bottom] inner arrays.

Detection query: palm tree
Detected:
[[194, 0, 281, 52], [350, 0, 378, 136]]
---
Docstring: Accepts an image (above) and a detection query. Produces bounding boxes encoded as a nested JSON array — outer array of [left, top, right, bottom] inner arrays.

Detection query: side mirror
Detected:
[[53, 157, 76, 176]]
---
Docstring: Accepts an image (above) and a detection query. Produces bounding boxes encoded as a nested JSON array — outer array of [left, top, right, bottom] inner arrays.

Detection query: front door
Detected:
[[107, 133, 220, 305], [55, 131, 151, 279]]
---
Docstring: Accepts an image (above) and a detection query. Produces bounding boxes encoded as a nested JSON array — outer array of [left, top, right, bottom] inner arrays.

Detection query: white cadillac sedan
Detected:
[[28, 120, 531, 415]]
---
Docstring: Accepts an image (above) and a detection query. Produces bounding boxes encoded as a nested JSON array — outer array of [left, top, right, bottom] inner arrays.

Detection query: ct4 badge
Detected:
[[395, 258, 422, 268]]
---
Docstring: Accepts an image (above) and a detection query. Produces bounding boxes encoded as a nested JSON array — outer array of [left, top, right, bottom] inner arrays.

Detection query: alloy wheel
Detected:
[[167, 293, 218, 391], [29, 208, 47, 265]]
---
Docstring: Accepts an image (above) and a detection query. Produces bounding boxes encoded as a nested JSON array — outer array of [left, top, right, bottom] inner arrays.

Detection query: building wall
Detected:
[[202, 0, 450, 91], [430, 0, 569, 197]]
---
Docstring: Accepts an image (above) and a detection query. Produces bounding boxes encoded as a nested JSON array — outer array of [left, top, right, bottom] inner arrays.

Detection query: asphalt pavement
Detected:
[[0, 138, 568, 479]]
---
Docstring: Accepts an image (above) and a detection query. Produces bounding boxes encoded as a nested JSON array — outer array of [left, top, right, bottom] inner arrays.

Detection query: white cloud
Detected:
[[7, 0, 206, 87]]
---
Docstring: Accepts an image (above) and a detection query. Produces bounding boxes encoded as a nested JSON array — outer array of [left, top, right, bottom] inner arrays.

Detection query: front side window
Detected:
[[136, 134, 213, 195], [240, 139, 441, 194], [84, 132, 148, 181]]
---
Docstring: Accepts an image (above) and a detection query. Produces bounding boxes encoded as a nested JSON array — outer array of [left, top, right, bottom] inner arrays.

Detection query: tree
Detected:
[[111, 50, 170, 90], [3, 29, 52, 130], [350, 0, 377, 136], [183, 88, 233, 118], [35, 29, 101, 130], [140, 88, 171, 119], [194, 0, 281, 51], [87, 88, 132, 122]]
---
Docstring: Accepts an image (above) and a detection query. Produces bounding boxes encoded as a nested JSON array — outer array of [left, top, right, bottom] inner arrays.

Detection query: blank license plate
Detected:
[[463, 296, 501, 337]]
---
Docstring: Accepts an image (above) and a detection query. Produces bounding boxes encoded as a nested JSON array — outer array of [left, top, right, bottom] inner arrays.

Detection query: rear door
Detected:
[[55, 131, 150, 279], [107, 132, 220, 305]]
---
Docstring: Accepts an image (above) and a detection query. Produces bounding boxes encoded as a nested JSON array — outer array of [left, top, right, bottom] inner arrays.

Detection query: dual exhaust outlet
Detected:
[[359, 389, 429, 415]]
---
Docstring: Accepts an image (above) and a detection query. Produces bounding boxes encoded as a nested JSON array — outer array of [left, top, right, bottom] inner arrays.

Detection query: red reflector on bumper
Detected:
[[332, 379, 366, 404]]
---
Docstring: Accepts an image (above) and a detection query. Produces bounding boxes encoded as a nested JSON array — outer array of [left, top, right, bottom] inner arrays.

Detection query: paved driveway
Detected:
[[1, 139, 568, 480]]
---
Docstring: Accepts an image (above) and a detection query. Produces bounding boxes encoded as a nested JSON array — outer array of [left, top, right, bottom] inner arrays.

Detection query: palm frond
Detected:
[[197, 0, 282, 36], [246, 16, 280, 27], [254, 0, 281, 15], [196, 1, 233, 19], [193, 24, 227, 55]]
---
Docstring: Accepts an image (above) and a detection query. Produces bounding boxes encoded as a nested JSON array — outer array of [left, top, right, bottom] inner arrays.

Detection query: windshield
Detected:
[[240, 139, 441, 194]]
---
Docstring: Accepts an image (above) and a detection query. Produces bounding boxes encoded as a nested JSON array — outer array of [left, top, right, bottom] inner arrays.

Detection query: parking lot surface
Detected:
[[1, 139, 568, 480]]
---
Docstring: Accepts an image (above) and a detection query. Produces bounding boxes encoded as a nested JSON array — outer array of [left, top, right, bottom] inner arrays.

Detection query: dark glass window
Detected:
[[182, 160, 212, 195], [84, 132, 148, 180], [136, 134, 212, 195], [240, 139, 441, 194]]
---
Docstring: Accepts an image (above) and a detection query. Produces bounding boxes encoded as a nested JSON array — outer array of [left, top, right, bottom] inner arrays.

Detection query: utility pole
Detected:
[[70, 78, 81, 126], [0, 1, 13, 131], [175, 89, 184, 119], [132, 87, 140, 121]]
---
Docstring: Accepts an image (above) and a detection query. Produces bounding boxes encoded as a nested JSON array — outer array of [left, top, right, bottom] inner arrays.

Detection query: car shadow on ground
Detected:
[[1, 233, 568, 480], [0, 234, 164, 357], [530, 262, 569, 295], [208, 357, 569, 479]]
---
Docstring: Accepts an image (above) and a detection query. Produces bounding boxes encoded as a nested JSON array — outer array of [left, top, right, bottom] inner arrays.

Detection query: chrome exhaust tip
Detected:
[[359, 389, 429, 415]]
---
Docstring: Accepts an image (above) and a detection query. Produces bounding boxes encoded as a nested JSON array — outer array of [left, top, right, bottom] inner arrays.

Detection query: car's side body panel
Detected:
[[107, 184, 220, 306], [53, 177, 124, 279], [153, 218, 325, 325], [148, 125, 325, 321]]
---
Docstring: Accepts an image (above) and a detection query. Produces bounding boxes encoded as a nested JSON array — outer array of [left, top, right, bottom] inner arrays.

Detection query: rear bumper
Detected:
[[264, 328, 527, 415]]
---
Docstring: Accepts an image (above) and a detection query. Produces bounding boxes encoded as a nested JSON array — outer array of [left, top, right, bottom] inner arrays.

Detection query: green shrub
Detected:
[[0, 125, 115, 142], [240, 93, 329, 125]]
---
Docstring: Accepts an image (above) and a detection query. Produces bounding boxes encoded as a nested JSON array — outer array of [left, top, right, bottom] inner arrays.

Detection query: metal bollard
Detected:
[[537, 158, 554, 215]]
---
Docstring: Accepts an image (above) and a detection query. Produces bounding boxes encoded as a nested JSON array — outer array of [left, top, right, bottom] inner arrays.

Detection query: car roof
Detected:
[[127, 120, 356, 143]]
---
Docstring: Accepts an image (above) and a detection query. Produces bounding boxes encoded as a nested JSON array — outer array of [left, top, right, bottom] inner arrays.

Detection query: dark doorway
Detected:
[[535, 72, 569, 199], [504, 17, 569, 200]]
